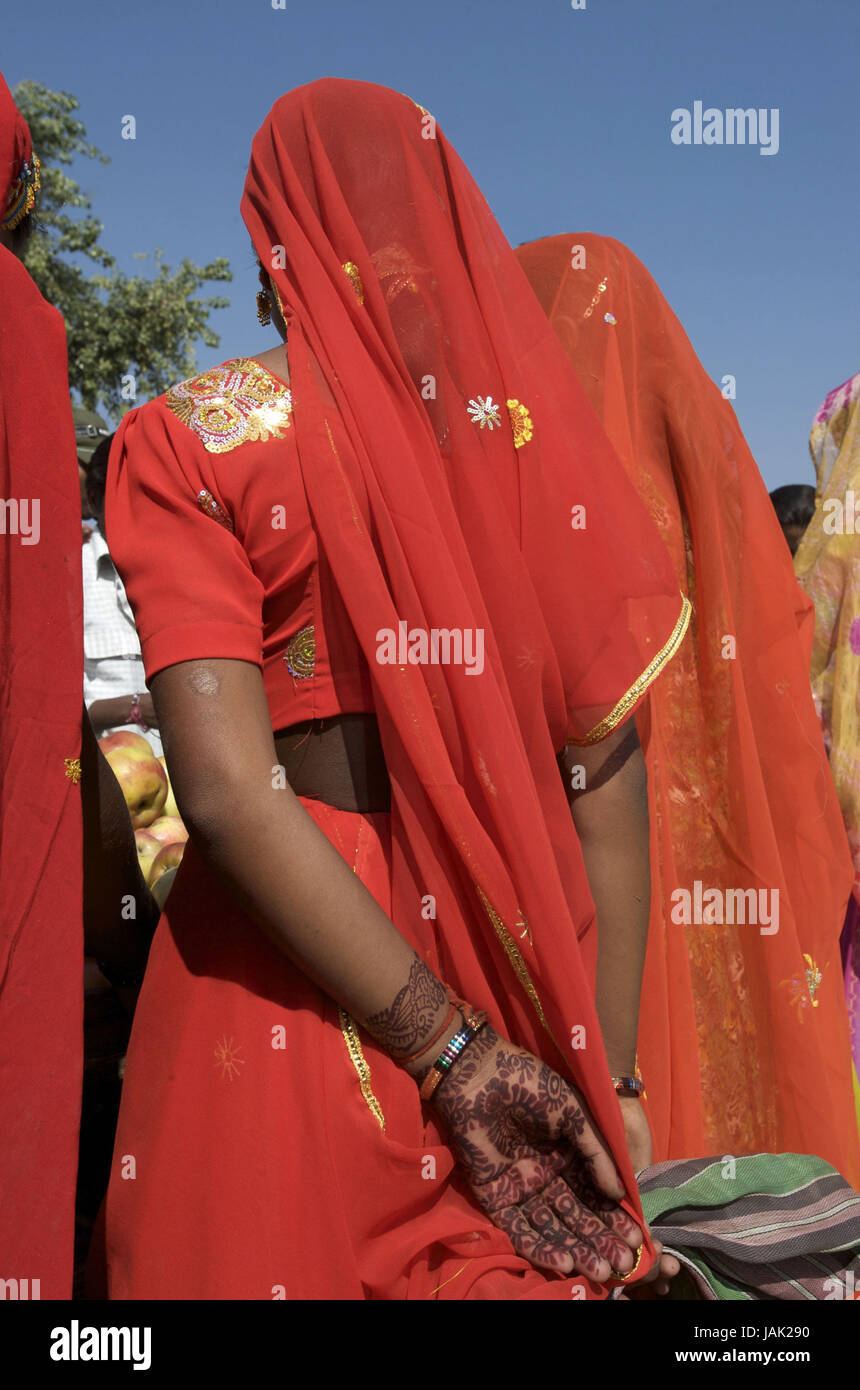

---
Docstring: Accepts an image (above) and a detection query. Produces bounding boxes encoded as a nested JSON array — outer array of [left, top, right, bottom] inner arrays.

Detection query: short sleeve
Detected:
[[105, 398, 265, 683]]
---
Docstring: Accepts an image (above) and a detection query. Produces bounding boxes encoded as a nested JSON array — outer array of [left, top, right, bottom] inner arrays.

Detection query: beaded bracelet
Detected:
[[611, 1075, 645, 1098], [419, 1005, 488, 1102]]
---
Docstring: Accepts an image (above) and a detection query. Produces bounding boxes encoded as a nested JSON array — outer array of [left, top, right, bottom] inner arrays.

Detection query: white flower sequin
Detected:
[[467, 396, 502, 431]]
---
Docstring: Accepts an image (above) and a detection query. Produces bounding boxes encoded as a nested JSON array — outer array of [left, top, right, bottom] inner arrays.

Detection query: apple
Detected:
[[156, 756, 181, 818], [105, 747, 168, 828], [147, 815, 188, 847], [98, 730, 154, 761], [149, 840, 186, 888], [134, 829, 161, 882]]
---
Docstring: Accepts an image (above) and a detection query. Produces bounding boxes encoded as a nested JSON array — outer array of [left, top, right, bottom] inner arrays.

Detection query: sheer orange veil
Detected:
[[516, 233, 860, 1183]]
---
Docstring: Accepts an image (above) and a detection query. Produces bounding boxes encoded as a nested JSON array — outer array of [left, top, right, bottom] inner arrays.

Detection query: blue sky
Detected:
[[6, 0, 858, 489]]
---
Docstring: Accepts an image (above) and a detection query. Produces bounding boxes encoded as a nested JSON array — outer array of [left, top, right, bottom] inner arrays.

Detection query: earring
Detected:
[[256, 289, 272, 326]]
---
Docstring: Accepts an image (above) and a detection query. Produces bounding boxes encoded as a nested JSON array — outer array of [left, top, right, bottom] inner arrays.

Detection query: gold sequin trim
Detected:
[[196, 489, 234, 532], [425, 1262, 469, 1298], [338, 1008, 385, 1131], [165, 358, 292, 454], [64, 757, 81, 784], [566, 595, 692, 746], [582, 276, 608, 319], [476, 886, 551, 1036], [283, 625, 315, 680], [507, 399, 534, 449], [342, 261, 365, 304]]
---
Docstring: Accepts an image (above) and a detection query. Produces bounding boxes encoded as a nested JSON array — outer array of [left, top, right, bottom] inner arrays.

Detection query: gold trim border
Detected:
[[338, 1007, 386, 1131], [567, 594, 692, 747], [477, 887, 566, 1058]]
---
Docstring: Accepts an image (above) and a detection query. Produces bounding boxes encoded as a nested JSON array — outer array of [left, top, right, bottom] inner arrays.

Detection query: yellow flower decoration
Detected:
[[64, 757, 81, 784], [507, 399, 534, 449]]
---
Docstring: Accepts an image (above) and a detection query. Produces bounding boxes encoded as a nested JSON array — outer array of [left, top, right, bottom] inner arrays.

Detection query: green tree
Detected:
[[15, 81, 232, 418]]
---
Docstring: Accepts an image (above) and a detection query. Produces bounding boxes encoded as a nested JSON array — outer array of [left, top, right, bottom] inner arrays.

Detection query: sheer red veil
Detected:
[[240, 80, 689, 1253]]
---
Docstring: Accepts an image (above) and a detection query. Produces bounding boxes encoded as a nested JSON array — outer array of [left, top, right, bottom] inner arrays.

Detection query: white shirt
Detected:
[[82, 526, 164, 757]]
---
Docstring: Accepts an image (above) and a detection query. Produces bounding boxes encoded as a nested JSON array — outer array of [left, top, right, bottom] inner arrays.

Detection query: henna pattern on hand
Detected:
[[432, 1027, 637, 1279], [365, 954, 447, 1056]]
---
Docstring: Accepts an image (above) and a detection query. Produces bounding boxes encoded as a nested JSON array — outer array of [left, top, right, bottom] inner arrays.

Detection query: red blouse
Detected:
[[106, 357, 375, 730]]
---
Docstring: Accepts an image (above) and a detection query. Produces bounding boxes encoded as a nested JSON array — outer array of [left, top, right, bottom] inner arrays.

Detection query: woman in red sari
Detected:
[[515, 233, 860, 1185], [97, 81, 689, 1299], [0, 72, 158, 1298]]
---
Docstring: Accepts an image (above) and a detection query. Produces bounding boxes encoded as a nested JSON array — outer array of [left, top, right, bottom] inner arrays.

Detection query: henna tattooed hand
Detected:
[[432, 1027, 645, 1281]]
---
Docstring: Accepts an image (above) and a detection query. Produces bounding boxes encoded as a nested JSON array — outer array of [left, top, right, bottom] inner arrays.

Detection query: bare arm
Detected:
[[559, 719, 650, 1077], [148, 655, 643, 1278], [80, 709, 160, 971], [150, 657, 452, 1059], [86, 692, 158, 734]]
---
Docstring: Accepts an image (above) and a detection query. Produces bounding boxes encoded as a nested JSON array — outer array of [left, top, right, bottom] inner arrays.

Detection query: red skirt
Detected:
[[95, 798, 608, 1300]]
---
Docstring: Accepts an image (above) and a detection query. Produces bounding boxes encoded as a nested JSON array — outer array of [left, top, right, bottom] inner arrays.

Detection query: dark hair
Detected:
[[84, 432, 115, 514], [769, 484, 815, 531], [769, 484, 815, 556]]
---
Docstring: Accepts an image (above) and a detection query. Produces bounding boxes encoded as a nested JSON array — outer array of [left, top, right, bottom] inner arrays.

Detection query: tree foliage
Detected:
[[15, 81, 232, 418]]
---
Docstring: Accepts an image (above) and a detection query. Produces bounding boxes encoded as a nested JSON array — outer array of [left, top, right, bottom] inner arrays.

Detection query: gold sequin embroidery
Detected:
[[283, 625, 315, 680], [583, 276, 608, 319], [781, 954, 827, 1021], [507, 399, 534, 449], [196, 489, 234, 532], [64, 757, 81, 784], [467, 396, 502, 431], [3, 153, 40, 231], [566, 595, 692, 746], [165, 359, 292, 454], [214, 1036, 245, 1080], [339, 1008, 385, 1131], [342, 261, 365, 304], [371, 244, 421, 304]]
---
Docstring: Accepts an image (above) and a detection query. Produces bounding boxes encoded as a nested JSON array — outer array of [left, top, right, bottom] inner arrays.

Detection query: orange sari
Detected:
[[516, 234, 860, 1183]]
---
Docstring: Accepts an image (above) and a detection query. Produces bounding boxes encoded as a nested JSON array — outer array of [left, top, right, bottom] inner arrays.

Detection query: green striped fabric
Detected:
[[638, 1152, 860, 1300]]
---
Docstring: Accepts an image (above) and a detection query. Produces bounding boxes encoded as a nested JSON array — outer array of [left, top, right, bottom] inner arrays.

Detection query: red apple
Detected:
[[147, 815, 188, 847], [156, 756, 181, 818], [134, 829, 161, 882], [105, 747, 168, 828], [149, 840, 186, 888], [98, 730, 154, 761]]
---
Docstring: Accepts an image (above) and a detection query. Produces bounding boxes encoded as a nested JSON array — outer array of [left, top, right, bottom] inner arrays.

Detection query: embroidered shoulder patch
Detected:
[[165, 358, 292, 454]]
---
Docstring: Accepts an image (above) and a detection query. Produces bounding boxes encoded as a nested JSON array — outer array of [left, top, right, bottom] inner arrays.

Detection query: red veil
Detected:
[[240, 80, 689, 1261], [516, 233, 860, 1183], [0, 74, 84, 1295]]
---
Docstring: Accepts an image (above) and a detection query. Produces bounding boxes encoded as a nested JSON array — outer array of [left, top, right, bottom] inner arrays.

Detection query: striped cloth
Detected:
[[639, 1153, 860, 1299]]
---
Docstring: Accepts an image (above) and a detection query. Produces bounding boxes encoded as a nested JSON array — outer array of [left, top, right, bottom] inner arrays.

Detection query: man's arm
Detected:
[[80, 710, 160, 975]]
